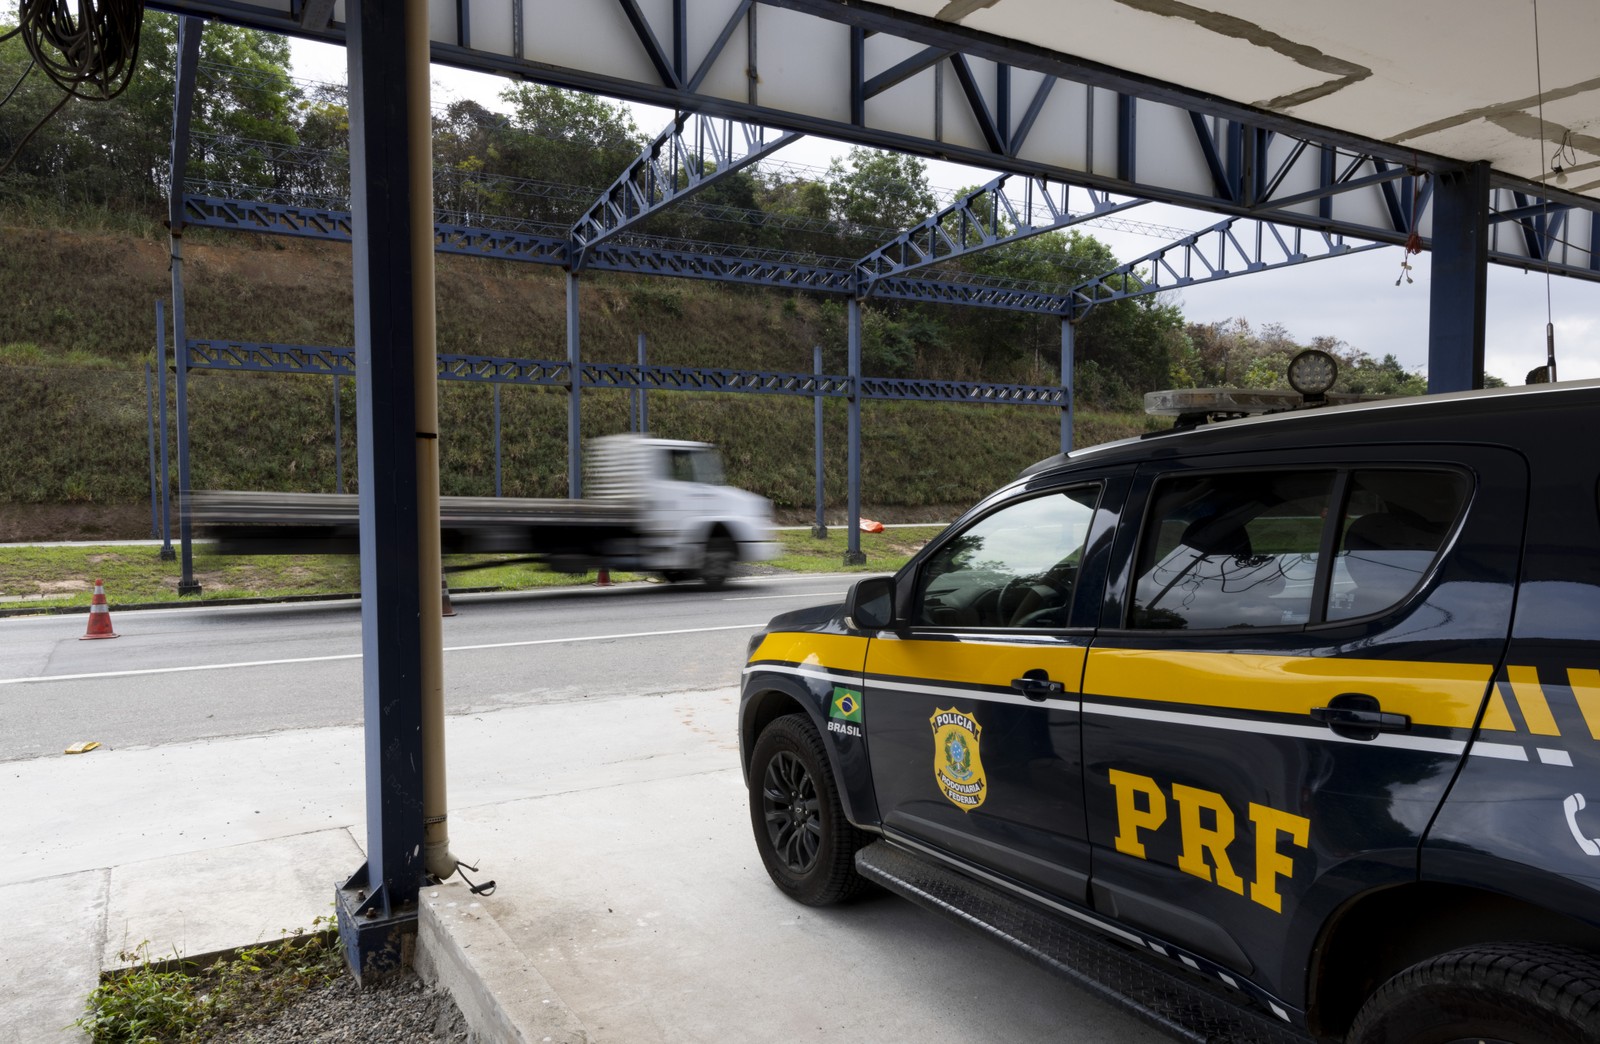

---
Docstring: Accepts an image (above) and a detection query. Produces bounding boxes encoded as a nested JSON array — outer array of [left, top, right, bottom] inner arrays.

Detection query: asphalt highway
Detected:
[[0, 573, 860, 762]]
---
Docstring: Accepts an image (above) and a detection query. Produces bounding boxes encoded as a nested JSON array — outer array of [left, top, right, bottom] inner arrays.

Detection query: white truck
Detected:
[[193, 435, 778, 587]]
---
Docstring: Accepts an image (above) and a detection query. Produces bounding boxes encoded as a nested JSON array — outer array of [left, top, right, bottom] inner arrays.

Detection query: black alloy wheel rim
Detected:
[[761, 750, 821, 873]]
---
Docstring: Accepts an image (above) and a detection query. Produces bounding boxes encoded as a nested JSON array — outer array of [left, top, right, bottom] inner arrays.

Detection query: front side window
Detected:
[[668, 448, 726, 485], [913, 486, 1100, 630]]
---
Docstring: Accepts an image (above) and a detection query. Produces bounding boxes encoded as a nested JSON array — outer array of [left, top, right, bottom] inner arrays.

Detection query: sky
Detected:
[[288, 39, 1600, 386]]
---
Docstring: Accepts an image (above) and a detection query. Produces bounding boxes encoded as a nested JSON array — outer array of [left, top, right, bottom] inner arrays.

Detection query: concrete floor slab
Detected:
[[0, 870, 104, 1044], [101, 828, 363, 968], [445, 767, 1169, 1043]]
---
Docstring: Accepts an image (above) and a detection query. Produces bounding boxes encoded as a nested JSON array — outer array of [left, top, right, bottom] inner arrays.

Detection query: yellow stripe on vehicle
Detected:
[[749, 632, 870, 673], [1083, 649, 1494, 730], [1569, 668, 1600, 740], [865, 638, 1088, 694], [1479, 687, 1517, 733], [1505, 665, 1562, 736]]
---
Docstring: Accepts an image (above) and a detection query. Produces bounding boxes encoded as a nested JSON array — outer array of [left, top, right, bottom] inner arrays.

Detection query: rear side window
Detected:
[[1326, 470, 1468, 621], [1130, 468, 1468, 630], [1131, 472, 1333, 630]]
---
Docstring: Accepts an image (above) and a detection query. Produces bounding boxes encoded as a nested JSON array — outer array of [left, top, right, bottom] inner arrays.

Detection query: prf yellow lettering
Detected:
[[1108, 769, 1166, 858], [1248, 802, 1310, 913], [1171, 783, 1245, 896], [1109, 770, 1312, 914]]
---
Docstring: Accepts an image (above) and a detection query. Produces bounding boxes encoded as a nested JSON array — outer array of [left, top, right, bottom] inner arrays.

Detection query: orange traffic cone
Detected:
[[80, 579, 119, 640], [595, 568, 613, 588], [441, 573, 457, 618]]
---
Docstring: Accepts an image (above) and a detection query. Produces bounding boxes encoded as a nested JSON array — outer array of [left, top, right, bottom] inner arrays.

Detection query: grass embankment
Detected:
[[0, 527, 945, 612]]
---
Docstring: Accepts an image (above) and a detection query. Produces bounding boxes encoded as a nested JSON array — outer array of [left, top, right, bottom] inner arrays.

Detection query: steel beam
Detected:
[[156, 301, 175, 560], [1062, 215, 1387, 317], [185, 340, 1063, 404], [856, 173, 1147, 295], [569, 113, 798, 270], [1428, 163, 1491, 393], [813, 344, 826, 539], [169, 19, 203, 597], [335, 0, 429, 980], [1060, 319, 1074, 454], [145, 0, 1600, 291], [845, 298, 864, 567], [566, 272, 581, 498]]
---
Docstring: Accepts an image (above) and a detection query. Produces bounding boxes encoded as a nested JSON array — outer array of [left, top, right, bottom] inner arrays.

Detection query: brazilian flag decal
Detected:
[[830, 687, 863, 723]]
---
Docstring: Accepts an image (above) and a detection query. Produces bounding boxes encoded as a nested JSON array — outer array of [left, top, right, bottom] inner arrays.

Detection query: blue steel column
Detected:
[[492, 383, 502, 496], [169, 19, 201, 595], [1060, 319, 1075, 454], [637, 332, 648, 433], [1427, 161, 1491, 393], [566, 272, 581, 497], [812, 344, 826, 539], [333, 376, 343, 493], [145, 363, 158, 538], [335, 0, 428, 979], [155, 300, 174, 559], [845, 299, 865, 566]]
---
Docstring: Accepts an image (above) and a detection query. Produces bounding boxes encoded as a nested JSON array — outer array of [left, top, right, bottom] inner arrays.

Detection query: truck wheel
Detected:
[[698, 535, 737, 589], [748, 713, 867, 906], [1348, 944, 1600, 1044]]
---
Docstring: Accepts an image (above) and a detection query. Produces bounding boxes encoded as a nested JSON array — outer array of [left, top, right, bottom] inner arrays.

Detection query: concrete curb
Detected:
[[417, 882, 590, 1044]]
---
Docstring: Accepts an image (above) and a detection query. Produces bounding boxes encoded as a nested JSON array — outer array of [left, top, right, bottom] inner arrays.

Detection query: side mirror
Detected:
[[845, 575, 896, 631]]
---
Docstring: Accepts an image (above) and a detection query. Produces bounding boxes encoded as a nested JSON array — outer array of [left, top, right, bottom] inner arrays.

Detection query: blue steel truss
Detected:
[[858, 177, 1147, 293], [183, 340, 1062, 404], [146, 0, 1600, 280], [1063, 215, 1390, 313], [570, 114, 800, 270]]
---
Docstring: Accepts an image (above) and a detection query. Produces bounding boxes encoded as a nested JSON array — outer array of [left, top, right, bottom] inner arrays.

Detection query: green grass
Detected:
[[0, 529, 943, 614], [770, 525, 943, 574], [0, 544, 641, 612]]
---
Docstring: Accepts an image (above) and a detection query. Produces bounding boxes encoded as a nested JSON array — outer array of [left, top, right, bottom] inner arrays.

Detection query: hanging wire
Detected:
[[0, 0, 146, 177], [1531, 0, 1557, 381]]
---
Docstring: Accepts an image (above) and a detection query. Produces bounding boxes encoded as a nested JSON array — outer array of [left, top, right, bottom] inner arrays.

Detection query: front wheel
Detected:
[[698, 535, 737, 589], [748, 714, 866, 906], [1348, 944, 1600, 1044]]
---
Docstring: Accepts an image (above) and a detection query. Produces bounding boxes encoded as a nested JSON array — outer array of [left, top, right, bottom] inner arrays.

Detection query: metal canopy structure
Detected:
[[133, 0, 1600, 976]]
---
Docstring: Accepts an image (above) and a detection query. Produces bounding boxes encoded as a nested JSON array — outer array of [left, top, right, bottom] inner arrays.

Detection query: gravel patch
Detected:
[[196, 967, 475, 1044]]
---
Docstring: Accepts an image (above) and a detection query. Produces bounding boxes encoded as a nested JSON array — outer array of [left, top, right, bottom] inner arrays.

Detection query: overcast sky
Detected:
[[289, 40, 1600, 385]]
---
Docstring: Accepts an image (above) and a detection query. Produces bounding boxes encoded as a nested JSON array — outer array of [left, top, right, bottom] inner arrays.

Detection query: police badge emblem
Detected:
[[930, 707, 987, 811]]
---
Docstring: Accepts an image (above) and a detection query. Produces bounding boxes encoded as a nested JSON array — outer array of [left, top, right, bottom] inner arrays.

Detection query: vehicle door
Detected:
[[862, 473, 1124, 905], [1079, 446, 1526, 1009]]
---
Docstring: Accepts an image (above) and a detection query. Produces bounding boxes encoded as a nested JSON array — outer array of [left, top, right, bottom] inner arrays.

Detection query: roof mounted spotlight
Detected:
[[1287, 348, 1339, 401]]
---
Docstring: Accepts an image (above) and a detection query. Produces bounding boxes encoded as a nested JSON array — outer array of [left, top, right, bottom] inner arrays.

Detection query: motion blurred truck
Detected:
[[194, 435, 777, 587]]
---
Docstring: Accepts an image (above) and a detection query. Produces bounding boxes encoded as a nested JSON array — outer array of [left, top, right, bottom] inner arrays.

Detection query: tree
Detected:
[[826, 147, 934, 236], [1, 10, 297, 212]]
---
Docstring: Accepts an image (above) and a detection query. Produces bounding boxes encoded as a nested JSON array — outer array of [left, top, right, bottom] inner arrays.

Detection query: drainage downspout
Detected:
[[405, 0, 458, 883]]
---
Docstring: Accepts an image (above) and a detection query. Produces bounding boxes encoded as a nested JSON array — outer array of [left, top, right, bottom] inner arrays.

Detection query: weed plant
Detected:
[[77, 919, 344, 1043]]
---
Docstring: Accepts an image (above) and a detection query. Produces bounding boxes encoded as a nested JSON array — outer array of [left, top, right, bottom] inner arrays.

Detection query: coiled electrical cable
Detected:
[[0, 0, 145, 176]]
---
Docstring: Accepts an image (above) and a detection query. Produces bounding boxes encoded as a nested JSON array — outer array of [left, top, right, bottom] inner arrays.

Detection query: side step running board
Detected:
[[854, 840, 1313, 1044]]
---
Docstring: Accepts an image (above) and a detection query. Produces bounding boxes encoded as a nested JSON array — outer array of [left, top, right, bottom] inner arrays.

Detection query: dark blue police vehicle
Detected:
[[739, 378, 1600, 1044]]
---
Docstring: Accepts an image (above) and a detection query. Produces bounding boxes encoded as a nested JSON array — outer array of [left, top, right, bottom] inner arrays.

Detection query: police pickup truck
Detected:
[[739, 378, 1600, 1043]]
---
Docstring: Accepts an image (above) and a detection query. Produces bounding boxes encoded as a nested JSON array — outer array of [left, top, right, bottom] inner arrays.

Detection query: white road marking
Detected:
[[722, 592, 844, 602], [0, 624, 764, 686]]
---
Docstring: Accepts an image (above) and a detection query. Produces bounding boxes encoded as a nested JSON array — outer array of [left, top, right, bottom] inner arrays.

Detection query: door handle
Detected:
[[1011, 669, 1064, 702], [1311, 692, 1410, 740]]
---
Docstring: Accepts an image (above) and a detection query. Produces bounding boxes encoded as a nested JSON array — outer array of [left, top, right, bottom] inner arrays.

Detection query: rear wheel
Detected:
[[748, 713, 866, 906], [1348, 944, 1600, 1044]]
